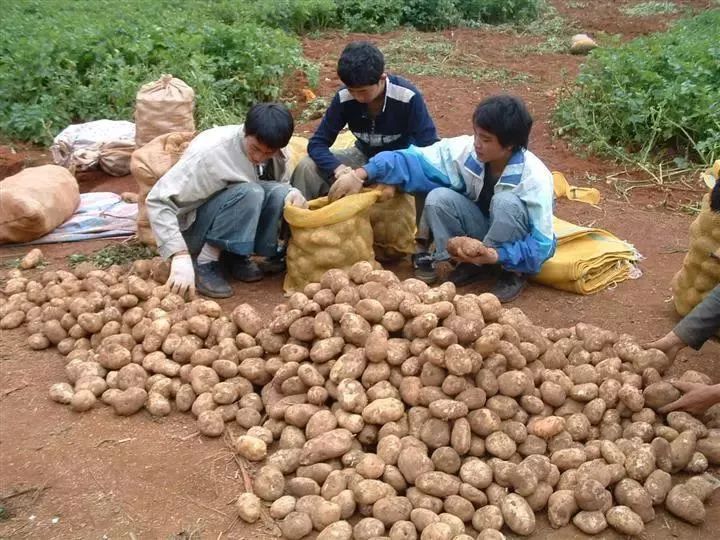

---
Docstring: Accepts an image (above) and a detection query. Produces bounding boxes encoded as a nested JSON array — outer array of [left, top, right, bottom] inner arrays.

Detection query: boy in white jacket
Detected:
[[336, 95, 556, 302], [146, 103, 307, 299]]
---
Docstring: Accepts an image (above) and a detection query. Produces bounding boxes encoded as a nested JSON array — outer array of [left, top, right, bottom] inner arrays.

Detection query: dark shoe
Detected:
[[258, 255, 286, 274], [449, 263, 500, 286], [195, 261, 233, 298], [228, 254, 263, 282], [492, 270, 528, 303], [413, 252, 437, 284]]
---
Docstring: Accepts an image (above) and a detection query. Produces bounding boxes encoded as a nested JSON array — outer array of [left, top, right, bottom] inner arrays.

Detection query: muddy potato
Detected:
[[499, 494, 535, 536], [235, 492, 263, 524], [572, 511, 607, 535], [112, 387, 147, 416], [606, 506, 644, 536], [547, 490, 578, 528], [254, 465, 285, 502], [665, 485, 705, 524], [419, 522, 452, 540], [49, 382, 74, 404], [318, 521, 353, 540], [388, 521, 416, 540], [235, 435, 267, 461], [415, 472, 460, 497], [270, 495, 297, 519], [363, 398, 405, 424], [485, 431, 517, 459], [397, 446, 434, 484], [373, 496, 413, 526], [354, 517, 386, 540], [300, 428, 354, 465]]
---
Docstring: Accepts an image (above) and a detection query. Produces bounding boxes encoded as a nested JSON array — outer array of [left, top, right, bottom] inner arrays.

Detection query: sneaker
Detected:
[[413, 252, 437, 284], [449, 263, 500, 287], [492, 270, 528, 303], [258, 255, 286, 274], [195, 261, 233, 298], [227, 254, 264, 282]]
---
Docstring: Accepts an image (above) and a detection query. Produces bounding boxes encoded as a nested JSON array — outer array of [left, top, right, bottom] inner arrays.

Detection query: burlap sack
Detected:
[[0, 165, 79, 243], [284, 191, 380, 292], [134, 74, 195, 148], [130, 131, 195, 245], [672, 192, 720, 317], [99, 140, 136, 176], [369, 192, 416, 260]]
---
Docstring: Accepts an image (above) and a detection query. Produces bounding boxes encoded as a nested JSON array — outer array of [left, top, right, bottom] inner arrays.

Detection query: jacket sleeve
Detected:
[[363, 148, 449, 193], [407, 93, 439, 147], [493, 188, 556, 275], [307, 93, 347, 177], [145, 156, 227, 260]]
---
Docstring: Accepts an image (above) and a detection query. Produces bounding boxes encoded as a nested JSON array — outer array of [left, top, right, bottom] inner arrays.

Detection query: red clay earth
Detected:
[[1, 1, 718, 538]]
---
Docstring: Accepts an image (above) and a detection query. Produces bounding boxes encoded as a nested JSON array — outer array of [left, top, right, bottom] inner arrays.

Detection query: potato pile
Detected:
[[672, 192, 720, 318], [2, 259, 720, 540]]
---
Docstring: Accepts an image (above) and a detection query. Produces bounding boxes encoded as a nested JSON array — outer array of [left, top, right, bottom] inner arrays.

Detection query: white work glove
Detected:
[[168, 253, 195, 298], [328, 169, 364, 202], [285, 187, 308, 208]]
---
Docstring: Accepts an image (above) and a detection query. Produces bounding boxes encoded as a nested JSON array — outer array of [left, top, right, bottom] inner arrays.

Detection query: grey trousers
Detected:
[[422, 188, 530, 263], [290, 147, 367, 200], [674, 284, 720, 349]]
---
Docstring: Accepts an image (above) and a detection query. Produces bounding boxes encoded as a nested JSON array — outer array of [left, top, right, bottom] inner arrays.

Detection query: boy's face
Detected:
[[473, 126, 513, 165], [347, 74, 387, 104], [245, 135, 278, 165]]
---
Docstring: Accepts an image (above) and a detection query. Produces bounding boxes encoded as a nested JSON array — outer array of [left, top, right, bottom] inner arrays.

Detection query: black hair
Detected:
[[472, 94, 533, 151], [711, 177, 720, 212], [244, 102, 294, 149], [337, 41, 385, 87]]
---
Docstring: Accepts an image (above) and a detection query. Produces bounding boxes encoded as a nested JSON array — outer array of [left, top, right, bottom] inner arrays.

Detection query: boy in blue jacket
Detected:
[[347, 95, 556, 302], [291, 41, 438, 201]]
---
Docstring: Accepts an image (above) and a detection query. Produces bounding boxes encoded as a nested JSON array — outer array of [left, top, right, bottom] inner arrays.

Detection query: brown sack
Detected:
[[134, 74, 195, 148], [130, 131, 195, 245], [99, 140, 136, 176], [0, 165, 79, 243]]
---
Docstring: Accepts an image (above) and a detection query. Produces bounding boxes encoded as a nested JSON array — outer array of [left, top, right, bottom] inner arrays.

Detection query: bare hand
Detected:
[[449, 237, 498, 265], [659, 381, 720, 415]]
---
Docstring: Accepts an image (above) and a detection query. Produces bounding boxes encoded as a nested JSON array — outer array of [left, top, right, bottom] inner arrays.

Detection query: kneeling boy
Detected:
[[345, 95, 556, 302], [146, 103, 307, 299]]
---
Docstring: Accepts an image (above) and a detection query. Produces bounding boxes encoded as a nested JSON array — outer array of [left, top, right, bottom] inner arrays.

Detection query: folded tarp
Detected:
[[535, 217, 641, 294]]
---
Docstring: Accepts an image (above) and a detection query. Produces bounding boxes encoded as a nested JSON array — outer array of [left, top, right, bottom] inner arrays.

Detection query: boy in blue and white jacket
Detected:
[[291, 41, 438, 202], [348, 95, 556, 302]]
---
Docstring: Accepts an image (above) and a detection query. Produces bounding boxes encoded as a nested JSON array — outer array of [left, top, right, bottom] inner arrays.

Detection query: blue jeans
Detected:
[[182, 181, 290, 258], [422, 188, 530, 262]]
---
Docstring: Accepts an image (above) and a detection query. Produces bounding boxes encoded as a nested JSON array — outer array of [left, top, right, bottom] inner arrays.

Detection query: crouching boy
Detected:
[[346, 95, 556, 302], [146, 102, 307, 299]]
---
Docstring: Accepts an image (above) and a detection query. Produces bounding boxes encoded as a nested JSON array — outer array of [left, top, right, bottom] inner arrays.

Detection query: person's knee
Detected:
[[225, 182, 265, 207], [490, 191, 524, 216], [425, 187, 456, 208], [265, 182, 291, 204]]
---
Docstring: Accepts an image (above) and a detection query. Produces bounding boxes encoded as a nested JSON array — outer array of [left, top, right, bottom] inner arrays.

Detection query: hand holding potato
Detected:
[[373, 183, 396, 202], [447, 236, 498, 265], [659, 381, 720, 415]]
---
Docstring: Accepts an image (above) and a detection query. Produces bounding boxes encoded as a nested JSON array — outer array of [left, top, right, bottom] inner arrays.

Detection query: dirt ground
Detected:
[[1, 1, 718, 538]]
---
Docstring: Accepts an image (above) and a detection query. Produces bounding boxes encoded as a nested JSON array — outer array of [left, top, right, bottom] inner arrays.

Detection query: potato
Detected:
[[69, 389, 96, 412], [235, 435, 267, 460], [318, 521, 353, 540], [574, 478, 611, 511], [254, 465, 285, 502], [146, 392, 171, 417], [340, 313, 371, 346], [1, 310, 25, 329], [117, 363, 148, 390], [112, 387, 147, 416], [19, 248, 43, 269], [419, 522, 452, 540], [363, 398, 405, 424], [415, 472, 460, 497], [373, 496, 413, 526], [572, 510, 607, 534], [388, 521, 416, 540], [547, 489, 578, 528], [354, 517, 386, 540], [270, 495, 296, 519], [28, 333, 50, 350], [236, 492, 262, 524], [606, 506, 644, 536], [500, 494, 535, 536], [197, 409, 224, 437], [397, 446, 434, 484], [231, 304, 264, 337], [300, 429, 354, 465], [665, 485, 705, 524]]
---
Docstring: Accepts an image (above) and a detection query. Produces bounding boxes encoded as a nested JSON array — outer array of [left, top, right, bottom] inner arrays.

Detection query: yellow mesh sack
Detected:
[[283, 191, 381, 292], [369, 192, 416, 260], [672, 192, 720, 317]]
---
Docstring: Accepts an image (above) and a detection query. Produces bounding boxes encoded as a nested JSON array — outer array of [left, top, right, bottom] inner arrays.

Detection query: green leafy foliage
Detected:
[[455, 0, 539, 24], [253, 0, 337, 34], [68, 241, 156, 269], [0, 0, 303, 144], [554, 10, 720, 164], [336, 0, 404, 32], [621, 1, 679, 17]]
